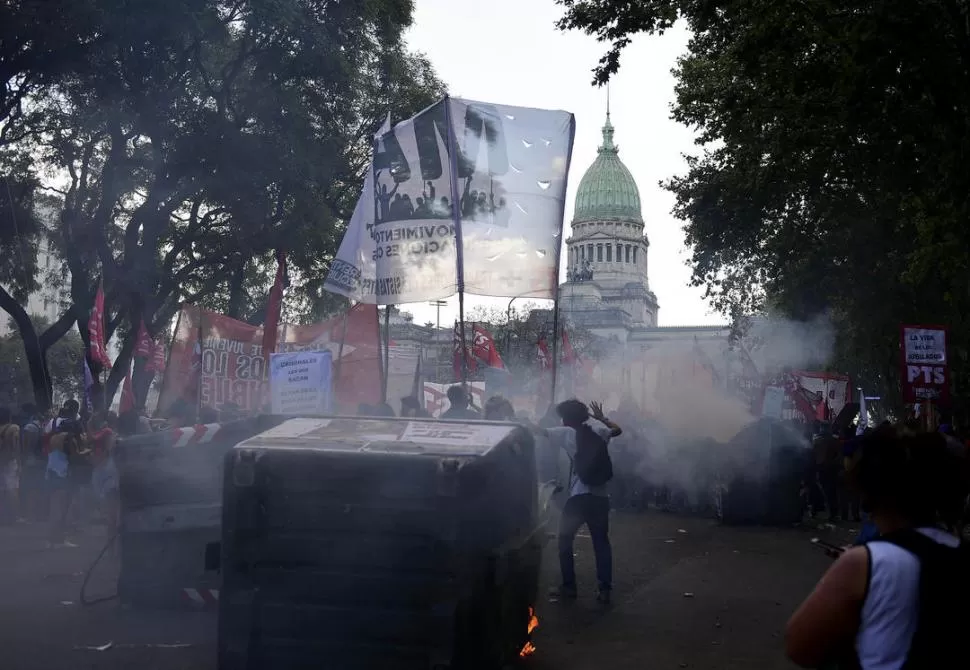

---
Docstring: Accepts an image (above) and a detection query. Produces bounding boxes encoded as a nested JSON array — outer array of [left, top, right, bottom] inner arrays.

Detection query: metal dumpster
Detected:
[[218, 416, 543, 670], [115, 416, 283, 609]]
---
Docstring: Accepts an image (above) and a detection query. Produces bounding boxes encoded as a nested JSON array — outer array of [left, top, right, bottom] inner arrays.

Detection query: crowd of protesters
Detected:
[[0, 399, 166, 548]]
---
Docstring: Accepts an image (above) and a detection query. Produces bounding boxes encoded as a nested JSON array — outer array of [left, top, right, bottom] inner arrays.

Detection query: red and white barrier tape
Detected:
[[170, 423, 222, 448], [181, 588, 219, 606]]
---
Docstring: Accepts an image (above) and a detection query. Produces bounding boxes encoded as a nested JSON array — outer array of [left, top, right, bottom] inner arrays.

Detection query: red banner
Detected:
[[900, 324, 949, 403], [157, 304, 381, 416]]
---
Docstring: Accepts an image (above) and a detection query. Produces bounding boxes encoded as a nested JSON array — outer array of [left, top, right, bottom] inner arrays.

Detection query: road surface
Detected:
[[0, 512, 848, 670]]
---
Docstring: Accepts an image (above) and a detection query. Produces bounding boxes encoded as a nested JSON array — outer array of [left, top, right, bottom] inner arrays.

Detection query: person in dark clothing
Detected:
[[546, 400, 622, 604], [839, 426, 862, 522], [400, 396, 431, 418], [814, 432, 842, 521], [483, 395, 515, 421], [787, 429, 968, 668], [440, 385, 480, 420]]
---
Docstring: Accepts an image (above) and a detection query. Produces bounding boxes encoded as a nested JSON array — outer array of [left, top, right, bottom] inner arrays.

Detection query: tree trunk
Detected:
[[226, 260, 247, 320], [0, 286, 53, 411]]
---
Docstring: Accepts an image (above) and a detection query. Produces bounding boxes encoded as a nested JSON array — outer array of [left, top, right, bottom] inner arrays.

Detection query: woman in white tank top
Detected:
[[785, 426, 965, 669]]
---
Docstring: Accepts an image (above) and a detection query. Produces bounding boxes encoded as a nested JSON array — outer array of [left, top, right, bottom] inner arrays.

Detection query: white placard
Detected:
[[903, 327, 947, 365], [761, 385, 786, 419], [269, 351, 333, 416]]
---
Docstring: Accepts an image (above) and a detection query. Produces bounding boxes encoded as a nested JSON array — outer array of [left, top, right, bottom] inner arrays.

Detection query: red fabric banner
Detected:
[[536, 336, 552, 371], [87, 283, 112, 367], [119, 363, 136, 414], [261, 251, 287, 359], [134, 320, 154, 358], [147, 340, 167, 373], [157, 303, 381, 416]]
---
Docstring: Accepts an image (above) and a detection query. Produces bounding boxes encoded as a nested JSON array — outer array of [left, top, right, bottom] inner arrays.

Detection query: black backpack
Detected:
[[573, 423, 613, 487], [876, 529, 970, 669]]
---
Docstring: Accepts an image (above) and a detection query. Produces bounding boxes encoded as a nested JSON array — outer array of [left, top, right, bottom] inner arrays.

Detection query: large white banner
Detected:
[[325, 97, 575, 304]]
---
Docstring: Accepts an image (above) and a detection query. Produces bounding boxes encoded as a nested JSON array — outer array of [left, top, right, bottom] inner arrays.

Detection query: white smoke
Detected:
[[569, 313, 835, 508]]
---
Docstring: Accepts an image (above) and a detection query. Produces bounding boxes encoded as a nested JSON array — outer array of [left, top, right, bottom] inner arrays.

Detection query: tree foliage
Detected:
[[0, 0, 445, 409], [0, 317, 84, 409], [558, 0, 970, 418]]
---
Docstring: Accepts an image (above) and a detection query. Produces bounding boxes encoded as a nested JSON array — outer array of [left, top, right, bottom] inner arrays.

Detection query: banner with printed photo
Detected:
[[326, 97, 575, 304]]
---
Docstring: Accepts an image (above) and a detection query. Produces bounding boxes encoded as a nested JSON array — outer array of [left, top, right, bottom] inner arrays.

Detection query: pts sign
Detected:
[[901, 325, 949, 403]]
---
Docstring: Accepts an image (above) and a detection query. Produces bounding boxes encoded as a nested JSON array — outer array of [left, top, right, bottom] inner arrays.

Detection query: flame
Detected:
[[527, 607, 539, 635], [519, 607, 539, 657]]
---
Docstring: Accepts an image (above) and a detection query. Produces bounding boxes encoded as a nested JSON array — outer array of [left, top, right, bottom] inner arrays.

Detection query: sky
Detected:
[[400, 0, 722, 329]]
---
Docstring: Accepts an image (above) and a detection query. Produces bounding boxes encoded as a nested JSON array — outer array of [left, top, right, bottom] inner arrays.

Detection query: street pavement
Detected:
[[0, 511, 852, 670]]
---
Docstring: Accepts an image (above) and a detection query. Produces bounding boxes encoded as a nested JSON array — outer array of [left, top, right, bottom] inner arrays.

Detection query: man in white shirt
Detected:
[[545, 399, 622, 604]]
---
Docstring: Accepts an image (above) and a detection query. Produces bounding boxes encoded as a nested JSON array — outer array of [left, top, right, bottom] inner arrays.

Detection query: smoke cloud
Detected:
[[568, 313, 835, 508]]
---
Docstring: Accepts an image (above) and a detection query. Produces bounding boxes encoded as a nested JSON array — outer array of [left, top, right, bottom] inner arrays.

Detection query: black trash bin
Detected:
[[218, 416, 543, 670]]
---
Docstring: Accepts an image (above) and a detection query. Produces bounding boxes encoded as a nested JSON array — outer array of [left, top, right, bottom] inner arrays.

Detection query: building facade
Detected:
[[0, 235, 69, 336]]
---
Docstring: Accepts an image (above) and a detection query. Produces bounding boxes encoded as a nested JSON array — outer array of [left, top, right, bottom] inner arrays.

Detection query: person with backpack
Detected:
[[18, 403, 45, 521], [45, 419, 86, 548], [545, 399, 622, 604], [786, 427, 969, 668]]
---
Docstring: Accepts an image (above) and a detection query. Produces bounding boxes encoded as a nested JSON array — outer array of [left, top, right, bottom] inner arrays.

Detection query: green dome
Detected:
[[573, 114, 642, 224]]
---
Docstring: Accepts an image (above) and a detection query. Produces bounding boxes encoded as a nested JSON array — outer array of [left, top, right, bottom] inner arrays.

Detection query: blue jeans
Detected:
[[558, 493, 612, 592]]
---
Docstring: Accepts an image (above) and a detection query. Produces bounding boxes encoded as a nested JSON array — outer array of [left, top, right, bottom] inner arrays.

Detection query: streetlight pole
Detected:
[[506, 296, 518, 361], [429, 300, 447, 383]]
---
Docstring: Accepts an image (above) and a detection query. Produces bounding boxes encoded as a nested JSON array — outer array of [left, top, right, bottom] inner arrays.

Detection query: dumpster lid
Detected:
[[236, 416, 519, 456]]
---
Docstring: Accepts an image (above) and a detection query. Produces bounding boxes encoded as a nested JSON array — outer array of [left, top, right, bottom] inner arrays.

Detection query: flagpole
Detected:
[[375, 304, 386, 402], [333, 302, 352, 409], [549, 115, 577, 406], [196, 307, 204, 421], [381, 305, 392, 404], [442, 96, 468, 386]]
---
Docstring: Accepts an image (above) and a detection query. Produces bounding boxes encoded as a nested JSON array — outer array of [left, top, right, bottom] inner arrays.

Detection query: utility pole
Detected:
[[429, 300, 447, 383]]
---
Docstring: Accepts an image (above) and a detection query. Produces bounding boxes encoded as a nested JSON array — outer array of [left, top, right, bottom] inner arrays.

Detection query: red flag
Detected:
[[453, 322, 477, 380], [134, 320, 154, 358], [471, 323, 504, 369], [537, 336, 552, 371], [261, 250, 287, 359], [119, 362, 136, 413], [87, 282, 112, 367], [561, 329, 579, 366], [146, 339, 167, 373]]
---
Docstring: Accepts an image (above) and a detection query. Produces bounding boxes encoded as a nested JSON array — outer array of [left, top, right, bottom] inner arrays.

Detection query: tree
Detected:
[[0, 316, 84, 409], [1, 0, 445, 408], [0, 172, 80, 409], [558, 1, 970, 418]]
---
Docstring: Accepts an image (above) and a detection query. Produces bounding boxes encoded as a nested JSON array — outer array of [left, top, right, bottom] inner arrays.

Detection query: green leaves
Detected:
[[1, 0, 445, 406], [560, 0, 970, 418]]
